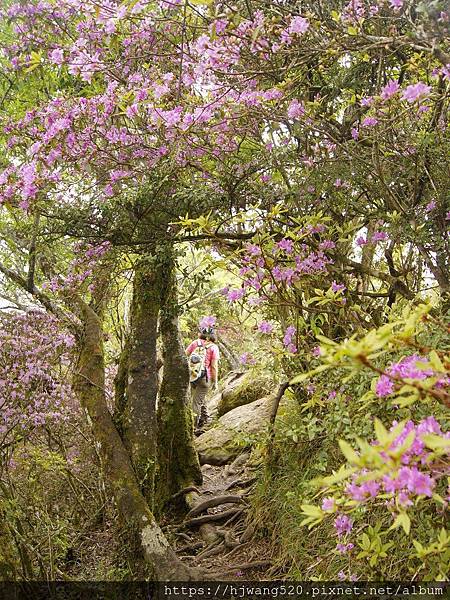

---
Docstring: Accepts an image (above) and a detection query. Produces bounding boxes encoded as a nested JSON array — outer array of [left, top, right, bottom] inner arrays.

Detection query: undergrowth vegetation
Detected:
[[252, 304, 449, 580]]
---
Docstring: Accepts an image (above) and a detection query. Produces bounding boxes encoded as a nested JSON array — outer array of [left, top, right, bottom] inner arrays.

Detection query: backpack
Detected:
[[189, 340, 212, 383]]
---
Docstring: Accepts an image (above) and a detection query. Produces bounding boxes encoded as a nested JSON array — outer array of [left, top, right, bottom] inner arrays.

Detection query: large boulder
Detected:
[[206, 371, 244, 418], [196, 395, 274, 465], [216, 370, 272, 417]]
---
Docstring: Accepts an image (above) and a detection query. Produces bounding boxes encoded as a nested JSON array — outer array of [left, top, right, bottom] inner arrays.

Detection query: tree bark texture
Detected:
[[113, 339, 129, 434], [123, 257, 160, 506], [156, 251, 202, 513]]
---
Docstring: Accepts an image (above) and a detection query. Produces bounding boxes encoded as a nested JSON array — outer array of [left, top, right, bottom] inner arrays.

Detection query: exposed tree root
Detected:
[[240, 521, 256, 543], [223, 508, 244, 527], [177, 541, 205, 554], [224, 477, 257, 491], [171, 486, 201, 501], [196, 542, 224, 560], [183, 508, 242, 528], [209, 560, 273, 577], [186, 495, 244, 518]]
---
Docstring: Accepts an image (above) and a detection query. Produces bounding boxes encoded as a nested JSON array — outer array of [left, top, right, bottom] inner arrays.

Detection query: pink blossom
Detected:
[[398, 491, 413, 507], [199, 315, 216, 329], [49, 48, 64, 65], [334, 515, 353, 537], [289, 16, 309, 35], [226, 288, 245, 302], [245, 244, 262, 256], [375, 375, 394, 397], [381, 80, 400, 100], [322, 497, 335, 511], [319, 240, 336, 251], [258, 321, 274, 334], [277, 238, 294, 253], [283, 325, 296, 347], [361, 116, 378, 127], [331, 281, 346, 293], [239, 352, 255, 365], [402, 83, 431, 103], [336, 543, 354, 553], [371, 231, 388, 242], [406, 467, 434, 497], [287, 99, 305, 119]]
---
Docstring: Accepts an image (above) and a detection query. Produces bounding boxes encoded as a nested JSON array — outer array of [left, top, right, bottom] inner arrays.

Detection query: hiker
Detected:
[[186, 325, 220, 429]]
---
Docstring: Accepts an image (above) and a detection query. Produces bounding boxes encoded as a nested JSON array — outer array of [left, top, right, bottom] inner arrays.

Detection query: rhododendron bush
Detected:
[[0, 311, 75, 450], [256, 304, 449, 579]]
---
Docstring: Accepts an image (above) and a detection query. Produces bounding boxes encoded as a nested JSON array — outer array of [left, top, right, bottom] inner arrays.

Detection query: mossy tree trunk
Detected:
[[123, 256, 160, 506], [156, 250, 202, 513], [73, 296, 195, 580], [113, 339, 128, 434]]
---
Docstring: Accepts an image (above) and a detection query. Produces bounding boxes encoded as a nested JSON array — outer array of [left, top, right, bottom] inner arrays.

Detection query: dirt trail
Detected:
[[166, 442, 277, 579]]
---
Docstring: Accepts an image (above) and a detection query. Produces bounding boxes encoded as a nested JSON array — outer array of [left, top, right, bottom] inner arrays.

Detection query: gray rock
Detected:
[[216, 370, 272, 417], [206, 371, 244, 418], [195, 395, 274, 465]]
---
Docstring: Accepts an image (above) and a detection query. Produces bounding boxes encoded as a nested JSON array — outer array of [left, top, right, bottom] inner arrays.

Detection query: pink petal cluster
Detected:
[[402, 83, 431, 103], [0, 312, 75, 444], [375, 354, 437, 398]]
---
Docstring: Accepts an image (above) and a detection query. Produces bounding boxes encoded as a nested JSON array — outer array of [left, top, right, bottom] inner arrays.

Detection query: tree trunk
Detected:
[[113, 339, 129, 434], [123, 257, 160, 506], [156, 252, 202, 513], [73, 300, 195, 579]]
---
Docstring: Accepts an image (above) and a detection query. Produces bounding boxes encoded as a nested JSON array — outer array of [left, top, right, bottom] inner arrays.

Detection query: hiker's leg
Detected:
[[195, 378, 210, 427], [190, 383, 201, 426]]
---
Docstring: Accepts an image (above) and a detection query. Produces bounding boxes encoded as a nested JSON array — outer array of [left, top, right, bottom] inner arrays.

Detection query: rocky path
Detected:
[[164, 371, 286, 579]]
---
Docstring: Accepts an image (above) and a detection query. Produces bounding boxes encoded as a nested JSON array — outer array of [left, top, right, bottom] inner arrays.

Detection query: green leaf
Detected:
[[338, 440, 360, 465], [315, 334, 338, 346], [394, 394, 418, 408], [320, 465, 355, 485], [360, 533, 370, 551], [289, 364, 330, 384], [374, 418, 389, 445], [331, 10, 340, 22], [438, 528, 448, 545], [421, 434, 450, 451], [390, 512, 411, 535], [428, 351, 445, 372], [300, 504, 324, 529], [300, 504, 324, 517]]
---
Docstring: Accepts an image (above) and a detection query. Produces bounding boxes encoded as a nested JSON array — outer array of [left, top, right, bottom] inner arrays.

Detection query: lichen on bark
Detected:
[[122, 256, 161, 506], [155, 248, 202, 514]]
